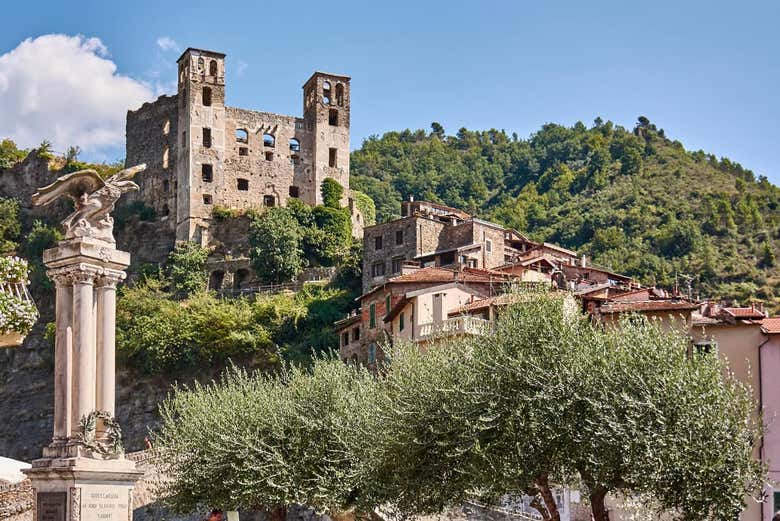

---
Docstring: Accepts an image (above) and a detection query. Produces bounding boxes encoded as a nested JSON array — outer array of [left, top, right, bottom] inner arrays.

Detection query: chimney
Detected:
[[409, 194, 414, 202], [581, 254, 587, 268], [400, 260, 421, 275]]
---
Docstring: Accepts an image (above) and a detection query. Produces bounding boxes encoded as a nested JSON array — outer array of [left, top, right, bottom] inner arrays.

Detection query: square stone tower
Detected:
[[175, 48, 227, 243], [303, 72, 351, 206]]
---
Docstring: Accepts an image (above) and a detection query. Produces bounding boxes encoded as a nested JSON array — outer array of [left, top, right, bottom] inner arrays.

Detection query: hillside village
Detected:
[[0, 46, 779, 521]]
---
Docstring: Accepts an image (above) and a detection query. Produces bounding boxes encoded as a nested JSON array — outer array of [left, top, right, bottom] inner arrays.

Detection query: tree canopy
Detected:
[[152, 294, 764, 520], [350, 119, 780, 309]]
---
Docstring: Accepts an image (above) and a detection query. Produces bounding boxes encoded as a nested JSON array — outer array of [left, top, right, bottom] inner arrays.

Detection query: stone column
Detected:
[[52, 275, 74, 443], [96, 271, 122, 418], [72, 269, 97, 436]]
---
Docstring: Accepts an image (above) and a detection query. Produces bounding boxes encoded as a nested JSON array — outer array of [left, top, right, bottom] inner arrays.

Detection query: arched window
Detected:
[[323, 80, 332, 105], [209, 60, 217, 76], [208, 270, 224, 291], [197, 57, 205, 73], [263, 133, 275, 147], [233, 269, 250, 290], [162, 146, 169, 169], [335, 83, 344, 106], [235, 128, 248, 143], [289, 138, 300, 152], [163, 119, 170, 135], [323, 80, 331, 90]]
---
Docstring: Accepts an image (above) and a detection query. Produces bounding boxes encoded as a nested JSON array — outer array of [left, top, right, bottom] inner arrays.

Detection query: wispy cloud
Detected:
[[236, 60, 249, 77], [156, 36, 179, 52]]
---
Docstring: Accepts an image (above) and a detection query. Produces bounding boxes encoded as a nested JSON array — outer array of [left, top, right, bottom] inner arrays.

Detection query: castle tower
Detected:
[[303, 72, 351, 206], [175, 48, 227, 242]]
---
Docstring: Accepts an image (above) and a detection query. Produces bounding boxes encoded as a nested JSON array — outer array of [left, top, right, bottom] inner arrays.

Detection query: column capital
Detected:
[[47, 263, 103, 286], [95, 269, 126, 289]]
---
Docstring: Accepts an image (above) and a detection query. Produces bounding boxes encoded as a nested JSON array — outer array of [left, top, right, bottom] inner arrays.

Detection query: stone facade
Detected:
[[361, 200, 566, 293], [125, 48, 358, 245]]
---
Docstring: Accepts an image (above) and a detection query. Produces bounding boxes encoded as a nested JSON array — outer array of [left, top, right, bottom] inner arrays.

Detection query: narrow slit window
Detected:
[[329, 148, 337, 168], [202, 127, 212, 148]]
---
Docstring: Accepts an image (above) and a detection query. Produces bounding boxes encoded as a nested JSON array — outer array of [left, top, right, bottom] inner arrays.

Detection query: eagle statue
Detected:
[[31, 164, 146, 245]]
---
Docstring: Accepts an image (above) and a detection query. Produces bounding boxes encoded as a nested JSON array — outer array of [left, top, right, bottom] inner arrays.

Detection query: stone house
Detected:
[[361, 199, 579, 293], [336, 265, 515, 369], [125, 47, 363, 248]]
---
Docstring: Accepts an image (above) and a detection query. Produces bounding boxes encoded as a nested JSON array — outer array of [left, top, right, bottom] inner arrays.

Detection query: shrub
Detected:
[[167, 242, 209, 296], [321, 178, 344, 209], [352, 190, 377, 226]]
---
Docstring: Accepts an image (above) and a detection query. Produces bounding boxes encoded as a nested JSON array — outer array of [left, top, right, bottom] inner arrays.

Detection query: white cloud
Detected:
[[0, 34, 154, 154], [156, 36, 179, 53]]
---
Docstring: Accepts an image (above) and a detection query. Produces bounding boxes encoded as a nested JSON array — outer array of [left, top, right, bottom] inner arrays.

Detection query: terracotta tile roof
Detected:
[[723, 307, 767, 319], [361, 267, 514, 300], [761, 317, 780, 334], [598, 300, 700, 314]]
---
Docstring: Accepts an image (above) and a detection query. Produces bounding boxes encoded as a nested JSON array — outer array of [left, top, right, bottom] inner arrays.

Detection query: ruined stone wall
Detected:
[[222, 107, 312, 209], [125, 94, 179, 233]]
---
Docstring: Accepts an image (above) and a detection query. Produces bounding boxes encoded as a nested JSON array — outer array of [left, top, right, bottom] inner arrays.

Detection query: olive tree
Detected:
[[151, 358, 377, 517]]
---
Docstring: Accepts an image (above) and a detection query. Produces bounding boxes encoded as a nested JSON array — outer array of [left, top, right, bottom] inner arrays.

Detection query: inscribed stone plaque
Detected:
[[37, 492, 67, 521], [78, 485, 130, 521]]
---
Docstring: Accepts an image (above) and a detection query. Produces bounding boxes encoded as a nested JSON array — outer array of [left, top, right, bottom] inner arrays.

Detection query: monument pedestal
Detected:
[[24, 236, 142, 521]]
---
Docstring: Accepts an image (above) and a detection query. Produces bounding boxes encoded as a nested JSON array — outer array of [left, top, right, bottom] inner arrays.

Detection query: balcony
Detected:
[[416, 316, 492, 341]]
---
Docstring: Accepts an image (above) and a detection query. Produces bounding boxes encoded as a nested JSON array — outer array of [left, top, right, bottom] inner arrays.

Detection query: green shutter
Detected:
[[369, 303, 376, 328]]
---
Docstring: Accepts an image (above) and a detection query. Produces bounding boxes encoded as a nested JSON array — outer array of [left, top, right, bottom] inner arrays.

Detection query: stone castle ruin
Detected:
[[125, 47, 362, 245]]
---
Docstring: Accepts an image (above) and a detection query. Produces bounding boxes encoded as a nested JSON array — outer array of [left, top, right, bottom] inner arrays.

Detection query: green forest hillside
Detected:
[[350, 118, 780, 308]]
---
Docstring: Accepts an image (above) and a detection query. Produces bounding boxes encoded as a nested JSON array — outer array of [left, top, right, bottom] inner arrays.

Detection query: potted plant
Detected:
[[0, 256, 38, 347]]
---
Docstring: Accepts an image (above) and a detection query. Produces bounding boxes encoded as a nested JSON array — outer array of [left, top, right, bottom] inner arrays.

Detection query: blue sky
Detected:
[[1, 0, 778, 182]]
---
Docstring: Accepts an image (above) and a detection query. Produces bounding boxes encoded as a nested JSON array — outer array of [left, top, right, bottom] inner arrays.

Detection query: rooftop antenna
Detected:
[[678, 273, 694, 300]]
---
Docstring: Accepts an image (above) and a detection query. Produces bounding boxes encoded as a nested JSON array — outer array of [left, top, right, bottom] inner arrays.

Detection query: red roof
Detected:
[[361, 266, 514, 300], [761, 317, 780, 334], [723, 307, 767, 319], [599, 300, 700, 314]]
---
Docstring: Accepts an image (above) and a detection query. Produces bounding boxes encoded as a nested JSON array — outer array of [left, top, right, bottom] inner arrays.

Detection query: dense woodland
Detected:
[[351, 118, 780, 308]]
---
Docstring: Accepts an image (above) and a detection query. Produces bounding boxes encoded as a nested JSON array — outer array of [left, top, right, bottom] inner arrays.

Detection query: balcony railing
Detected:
[[417, 316, 492, 341]]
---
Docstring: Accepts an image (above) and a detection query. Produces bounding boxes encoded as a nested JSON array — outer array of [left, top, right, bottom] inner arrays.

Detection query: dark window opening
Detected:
[[235, 128, 248, 143], [440, 251, 456, 266], [329, 109, 338, 126], [352, 327, 360, 342], [329, 148, 337, 167], [395, 230, 404, 245], [238, 147, 248, 156], [203, 194, 213, 205], [392, 257, 404, 274], [233, 268, 250, 290], [208, 270, 224, 290], [369, 303, 376, 328], [263, 133, 275, 147], [162, 204, 170, 216], [201, 164, 213, 182], [375, 235, 383, 250], [335, 83, 344, 106], [264, 195, 276, 207], [399, 312, 405, 332], [371, 261, 385, 277], [265, 151, 274, 161], [209, 60, 217, 76], [342, 332, 349, 347], [237, 178, 249, 191], [202, 86, 212, 106], [163, 179, 170, 192], [202, 127, 212, 148], [289, 186, 300, 198]]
